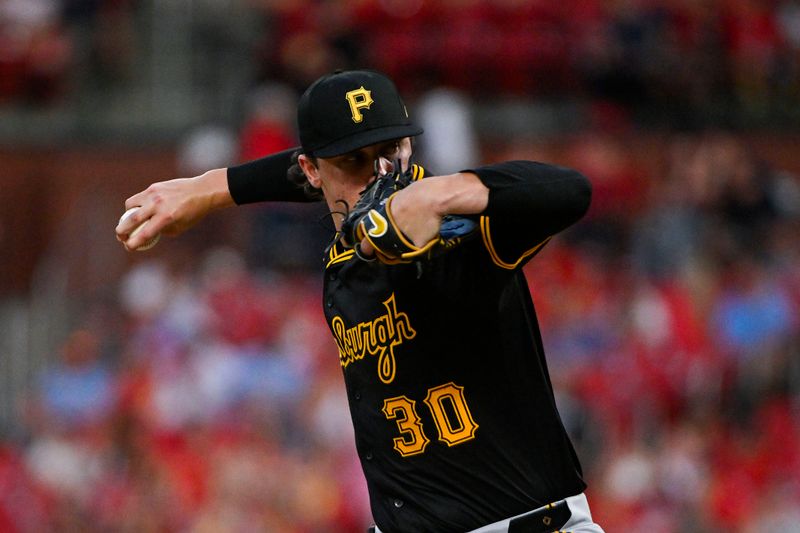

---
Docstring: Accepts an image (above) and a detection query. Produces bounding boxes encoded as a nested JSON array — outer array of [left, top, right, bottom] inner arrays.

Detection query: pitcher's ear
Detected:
[[298, 154, 321, 189]]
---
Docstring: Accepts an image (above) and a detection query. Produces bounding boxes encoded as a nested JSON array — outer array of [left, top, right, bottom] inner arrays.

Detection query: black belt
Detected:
[[367, 499, 571, 533], [508, 500, 571, 532]]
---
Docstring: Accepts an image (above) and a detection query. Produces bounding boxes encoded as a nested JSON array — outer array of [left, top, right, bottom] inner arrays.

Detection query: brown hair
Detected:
[[287, 149, 324, 201]]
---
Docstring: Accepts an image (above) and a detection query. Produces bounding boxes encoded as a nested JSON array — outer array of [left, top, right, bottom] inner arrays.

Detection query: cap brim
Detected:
[[311, 124, 424, 158]]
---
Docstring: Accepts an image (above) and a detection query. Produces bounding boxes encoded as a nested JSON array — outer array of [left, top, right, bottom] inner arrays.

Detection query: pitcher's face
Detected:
[[299, 137, 413, 228]]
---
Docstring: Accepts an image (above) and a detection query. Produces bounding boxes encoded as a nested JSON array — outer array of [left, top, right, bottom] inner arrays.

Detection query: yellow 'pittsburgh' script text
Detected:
[[331, 293, 415, 384]]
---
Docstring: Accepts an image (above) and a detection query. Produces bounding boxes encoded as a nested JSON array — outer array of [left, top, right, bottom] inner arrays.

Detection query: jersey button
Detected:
[[354, 391, 361, 400], [326, 298, 333, 308], [365, 451, 373, 460], [393, 499, 404, 509]]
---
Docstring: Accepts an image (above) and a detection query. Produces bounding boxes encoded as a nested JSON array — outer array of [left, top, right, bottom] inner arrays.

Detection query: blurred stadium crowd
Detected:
[[2, 1, 800, 533], [2, 0, 800, 127]]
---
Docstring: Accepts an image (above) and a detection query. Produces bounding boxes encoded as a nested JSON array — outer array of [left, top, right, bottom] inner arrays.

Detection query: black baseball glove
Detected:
[[340, 158, 478, 263]]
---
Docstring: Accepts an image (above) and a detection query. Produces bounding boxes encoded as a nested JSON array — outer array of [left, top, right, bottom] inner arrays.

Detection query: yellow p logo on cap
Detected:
[[346, 86, 374, 123]]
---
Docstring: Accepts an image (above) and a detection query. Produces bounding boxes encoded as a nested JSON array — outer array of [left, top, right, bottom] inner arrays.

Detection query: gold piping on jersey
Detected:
[[330, 293, 416, 384], [480, 216, 552, 269], [411, 163, 424, 181], [326, 243, 355, 268], [383, 194, 439, 257]]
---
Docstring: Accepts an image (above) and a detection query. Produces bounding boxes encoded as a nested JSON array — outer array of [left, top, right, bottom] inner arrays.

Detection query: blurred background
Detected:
[[1, 0, 799, 531]]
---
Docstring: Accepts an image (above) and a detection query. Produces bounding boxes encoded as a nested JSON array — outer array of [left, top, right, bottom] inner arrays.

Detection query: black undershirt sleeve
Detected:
[[226, 147, 313, 205], [466, 161, 592, 266]]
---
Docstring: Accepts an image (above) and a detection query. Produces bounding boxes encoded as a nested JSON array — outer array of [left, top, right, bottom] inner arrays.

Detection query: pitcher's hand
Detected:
[[116, 169, 233, 251]]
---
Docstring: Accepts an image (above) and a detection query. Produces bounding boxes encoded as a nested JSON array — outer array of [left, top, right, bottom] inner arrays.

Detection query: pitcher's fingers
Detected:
[[123, 228, 149, 251], [123, 186, 157, 212], [359, 238, 375, 258], [122, 181, 168, 222], [115, 203, 154, 239], [118, 208, 163, 250], [124, 195, 141, 212], [135, 207, 179, 246]]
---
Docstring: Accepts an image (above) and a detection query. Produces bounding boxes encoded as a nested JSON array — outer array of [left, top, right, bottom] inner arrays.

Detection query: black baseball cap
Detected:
[[297, 69, 423, 158]]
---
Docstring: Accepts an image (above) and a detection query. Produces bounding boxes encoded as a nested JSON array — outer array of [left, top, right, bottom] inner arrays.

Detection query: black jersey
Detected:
[[228, 155, 592, 533], [323, 161, 590, 532]]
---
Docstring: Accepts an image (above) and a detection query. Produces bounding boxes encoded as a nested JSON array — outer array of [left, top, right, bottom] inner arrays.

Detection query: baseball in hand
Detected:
[[119, 207, 160, 251]]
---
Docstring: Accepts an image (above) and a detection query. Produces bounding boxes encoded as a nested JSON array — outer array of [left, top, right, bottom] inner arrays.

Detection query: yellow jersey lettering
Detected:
[[382, 396, 429, 456], [330, 293, 416, 383], [424, 382, 479, 446], [383, 383, 479, 457]]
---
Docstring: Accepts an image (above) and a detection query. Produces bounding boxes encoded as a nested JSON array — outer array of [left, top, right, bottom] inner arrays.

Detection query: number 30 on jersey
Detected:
[[382, 382, 479, 457]]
